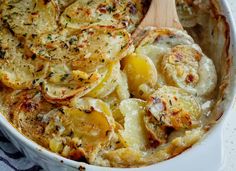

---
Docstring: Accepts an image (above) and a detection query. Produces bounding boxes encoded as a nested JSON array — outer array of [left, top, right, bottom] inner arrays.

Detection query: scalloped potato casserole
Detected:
[[0, 0, 221, 168]]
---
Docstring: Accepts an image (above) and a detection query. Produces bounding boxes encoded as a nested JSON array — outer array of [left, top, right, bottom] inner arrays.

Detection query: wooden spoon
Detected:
[[133, 0, 183, 37]]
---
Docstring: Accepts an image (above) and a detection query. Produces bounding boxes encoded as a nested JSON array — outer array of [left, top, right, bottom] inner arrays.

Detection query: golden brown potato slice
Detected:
[[60, 0, 144, 32], [0, 26, 48, 89], [161, 45, 217, 96], [0, 58, 48, 90], [87, 62, 120, 98], [119, 98, 148, 151], [27, 27, 133, 72], [10, 90, 55, 147], [122, 53, 157, 98], [1, 0, 58, 38], [0, 22, 23, 58], [146, 86, 201, 130], [42, 63, 106, 102], [64, 97, 115, 161], [62, 107, 113, 147], [143, 112, 169, 147]]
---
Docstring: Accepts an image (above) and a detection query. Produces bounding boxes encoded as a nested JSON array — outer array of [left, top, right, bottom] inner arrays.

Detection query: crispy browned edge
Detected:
[[208, 0, 231, 123]]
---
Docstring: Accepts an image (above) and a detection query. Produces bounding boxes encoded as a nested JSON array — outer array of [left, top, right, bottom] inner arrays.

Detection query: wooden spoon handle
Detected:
[[136, 0, 183, 29], [146, 0, 182, 28], [132, 0, 183, 40]]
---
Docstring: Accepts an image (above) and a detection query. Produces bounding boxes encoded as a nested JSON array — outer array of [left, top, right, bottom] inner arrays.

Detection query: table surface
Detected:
[[0, 1, 236, 171]]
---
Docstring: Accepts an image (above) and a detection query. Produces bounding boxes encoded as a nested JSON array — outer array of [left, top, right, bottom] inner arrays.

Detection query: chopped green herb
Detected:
[[106, 5, 116, 13], [47, 34, 52, 40], [60, 74, 69, 81], [38, 50, 44, 55], [87, 0, 93, 5], [69, 37, 77, 45]]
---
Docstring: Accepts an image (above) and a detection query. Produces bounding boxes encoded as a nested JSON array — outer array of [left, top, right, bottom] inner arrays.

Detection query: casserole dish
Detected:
[[0, 0, 235, 170]]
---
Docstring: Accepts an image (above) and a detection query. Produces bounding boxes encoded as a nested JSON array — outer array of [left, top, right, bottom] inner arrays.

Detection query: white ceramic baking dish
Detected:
[[0, 0, 235, 171]]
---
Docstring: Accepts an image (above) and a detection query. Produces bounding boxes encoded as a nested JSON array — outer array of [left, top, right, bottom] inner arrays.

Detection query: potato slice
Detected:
[[66, 97, 115, 159], [11, 90, 55, 147], [116, 70, 130, 100], [42, 64, 106, 102], [60, 0, 144, 32], [87, 62, 120, 98], [161, 45, 217, 96], [146, 86, 201, 130], [27, 27, 133, 72], [135, 44, 169, 88], [0, 23, 23, 59], [0, 60, 47, 90], [70, 97, 114, 119], [62, 107, 113, 146], [135, 28, 194, 87], [122, 53, 157, 98], [102, 92, 124, 125], [119, 98, 148, 150], [0, 26, 48, 89], [1, 0, 58, 38]]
